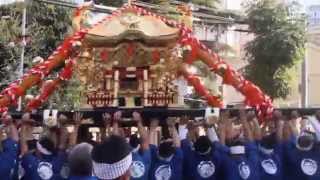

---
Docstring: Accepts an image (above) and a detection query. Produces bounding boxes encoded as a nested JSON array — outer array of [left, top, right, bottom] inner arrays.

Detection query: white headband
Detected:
[[93, 153, 132, 179], [158, 154, 174, 162], [259, 145, 274, 155], [230, 145, 245, 155], [197, 147, 212, 155], [36, 141, 52, 155]]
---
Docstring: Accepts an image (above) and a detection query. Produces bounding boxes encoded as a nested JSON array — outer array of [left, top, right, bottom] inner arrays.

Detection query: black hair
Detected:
[[39, 137, 56, 155], [226, 138, 245, 147], [260, 133, 277, 150], [158, 141, 175, 158], [194, 136, 213, 155], [129, 134, 141, 149], [77, 126, 93, 142], [92, 135, 131, 164], [297, 132, 316, 150], [27, 139, 37, 151]]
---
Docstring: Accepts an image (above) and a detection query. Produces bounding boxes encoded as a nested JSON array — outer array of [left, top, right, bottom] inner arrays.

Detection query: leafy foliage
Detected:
[[48, 77, 83, 111], [0, 2, 83, 110], [0, 3, 24, 87], [244, 0, 306, 99]]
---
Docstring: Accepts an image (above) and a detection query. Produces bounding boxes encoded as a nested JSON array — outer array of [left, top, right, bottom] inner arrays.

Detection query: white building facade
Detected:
[[308, 5, 320, 25]]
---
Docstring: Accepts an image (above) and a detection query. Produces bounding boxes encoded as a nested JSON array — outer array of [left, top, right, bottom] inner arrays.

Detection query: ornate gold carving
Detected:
[[119, 13, 141, 29], [75, 49, 94, 88], [150, 45, 184, 84]]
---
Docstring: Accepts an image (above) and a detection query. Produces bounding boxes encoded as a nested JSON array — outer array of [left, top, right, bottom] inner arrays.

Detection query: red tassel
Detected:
[[100, 50, 109, 61], [186, 39, 199, 64], [152, 50, 160, 63], [26, 98, 42, 112], [59, 59, 75, 80], [127, 43, 135, 58], [59, 67, 73, 80]]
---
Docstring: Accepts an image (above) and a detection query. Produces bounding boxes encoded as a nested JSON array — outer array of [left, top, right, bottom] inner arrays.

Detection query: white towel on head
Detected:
[[93, 153, 132, 180]]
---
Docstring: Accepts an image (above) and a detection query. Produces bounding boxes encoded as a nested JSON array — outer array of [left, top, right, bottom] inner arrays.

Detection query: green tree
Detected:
[[0, 1, 83, 110], [244, 0, 305, 99], [0, 1, 71, 80], [0, 3, 24, 87]]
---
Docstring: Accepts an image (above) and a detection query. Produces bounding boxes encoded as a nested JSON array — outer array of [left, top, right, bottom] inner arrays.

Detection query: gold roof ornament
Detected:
[[84, 8, 179, 47]]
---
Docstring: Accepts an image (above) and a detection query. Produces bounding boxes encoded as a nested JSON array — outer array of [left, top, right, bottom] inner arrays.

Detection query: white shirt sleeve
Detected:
[[308, 116, 320, 141], [207, 127, 219, 142], [178, 125, 188, 140]]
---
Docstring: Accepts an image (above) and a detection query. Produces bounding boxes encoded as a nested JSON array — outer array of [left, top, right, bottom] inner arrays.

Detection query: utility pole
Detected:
[[301, 15, 309, 108], [17, 0, 27, 111], [301, 45, 308, 108]]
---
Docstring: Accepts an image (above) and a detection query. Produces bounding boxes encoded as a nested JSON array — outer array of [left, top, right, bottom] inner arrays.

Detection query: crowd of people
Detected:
[[0, 109, 320, 180]]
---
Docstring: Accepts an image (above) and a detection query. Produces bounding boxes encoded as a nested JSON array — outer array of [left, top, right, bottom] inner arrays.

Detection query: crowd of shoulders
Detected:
[[0, 110, 320, 180]]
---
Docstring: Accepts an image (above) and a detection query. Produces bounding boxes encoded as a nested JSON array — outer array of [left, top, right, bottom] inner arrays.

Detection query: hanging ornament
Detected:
[[152, 50, 160, 63], [25, 94, 34, 101], [100, 50, 109, 61], [32, 56, 44, 64], [26, 97, 42, 111], [59, 59, 75, 81], [59, 67, 73, 81], [183, 39, 199, 64], [127, 43, 135, 58]]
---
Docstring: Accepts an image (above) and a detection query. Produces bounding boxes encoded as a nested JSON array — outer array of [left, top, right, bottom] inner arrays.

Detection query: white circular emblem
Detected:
[[155, 165, 172, 180], [130, 161, 146, 178], [238, 162, 251, 180], [197, 161, 215, 178], [37, 162, 53, 180], [261, 159, 278, 175], [301, 159, 318, 176]]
